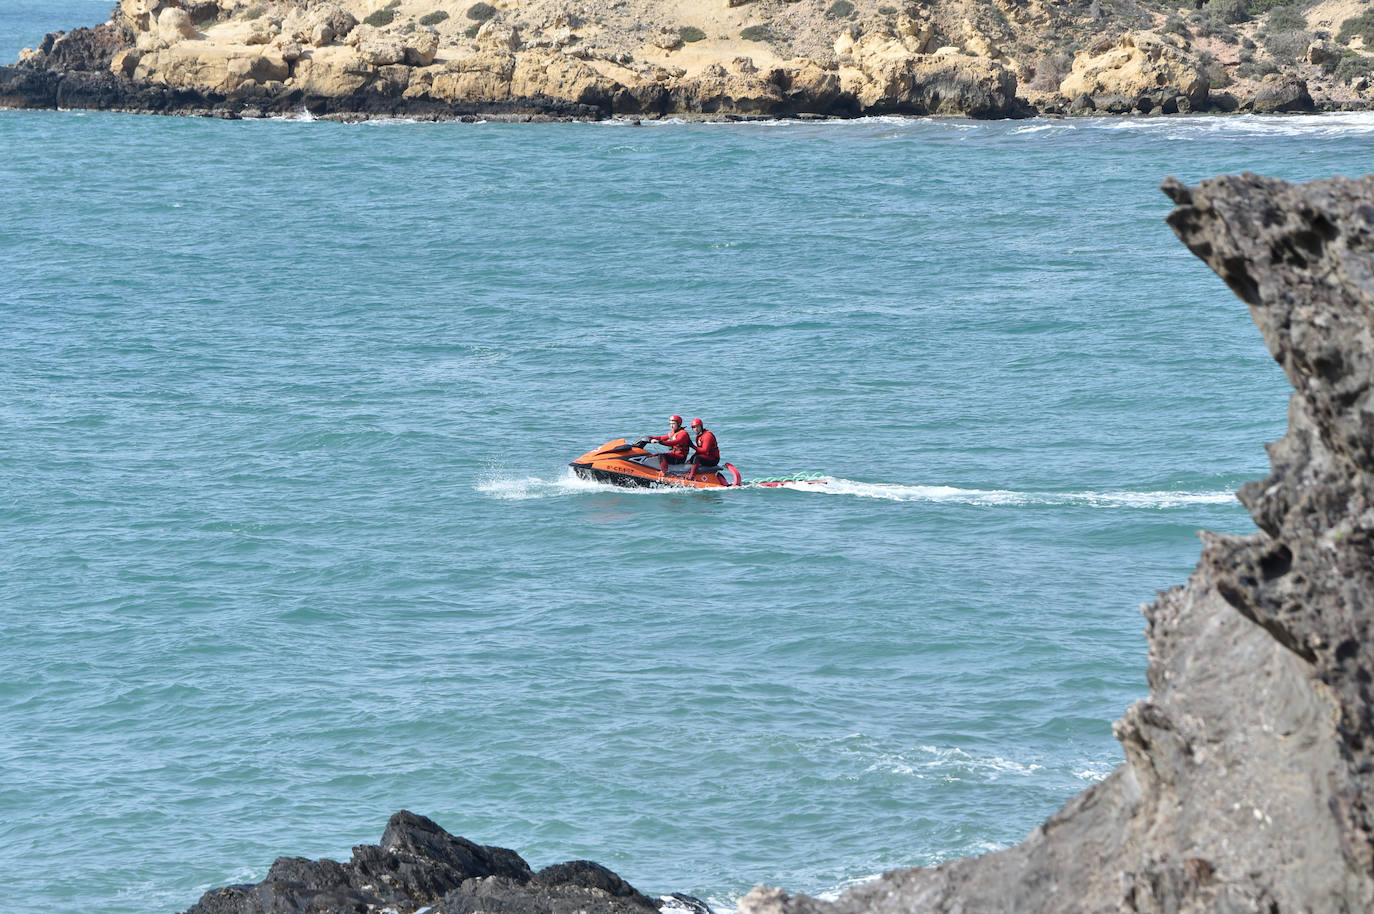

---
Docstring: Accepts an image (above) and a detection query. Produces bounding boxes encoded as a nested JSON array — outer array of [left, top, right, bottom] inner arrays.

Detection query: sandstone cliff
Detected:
[[4, 0, 1374, 118]]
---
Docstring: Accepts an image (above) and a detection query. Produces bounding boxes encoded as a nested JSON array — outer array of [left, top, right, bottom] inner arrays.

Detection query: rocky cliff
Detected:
[[4, 0, 1374, 119]]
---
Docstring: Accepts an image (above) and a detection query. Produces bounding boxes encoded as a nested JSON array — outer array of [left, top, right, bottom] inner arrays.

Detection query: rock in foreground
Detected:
[[739, 175, 1374, 913], [183, 810, 675, 914]]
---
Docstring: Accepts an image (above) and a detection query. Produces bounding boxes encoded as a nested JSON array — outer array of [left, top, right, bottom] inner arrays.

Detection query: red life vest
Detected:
[[692, 429, 719, 463], [654, 428, 691, 461]]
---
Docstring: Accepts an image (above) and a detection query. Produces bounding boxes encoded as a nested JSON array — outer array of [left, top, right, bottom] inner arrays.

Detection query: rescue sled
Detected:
[[570, 438, 743, 489]]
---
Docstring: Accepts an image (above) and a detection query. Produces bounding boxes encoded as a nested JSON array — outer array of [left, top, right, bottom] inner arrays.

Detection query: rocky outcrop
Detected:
[[183, 810, 685, 914], [0, 0, 1032, 119], [1251, 74, 1316, 113], [735, 175, 1374, 913], [833, 31, 1019, 116], [1059, 32, 1208, 114], [10, 0, 1374, 117]]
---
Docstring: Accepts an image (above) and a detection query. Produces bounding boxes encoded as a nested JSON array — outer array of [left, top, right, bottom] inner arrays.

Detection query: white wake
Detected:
[[476, 470, 1236, 509], [796, 477, 1236, 509]]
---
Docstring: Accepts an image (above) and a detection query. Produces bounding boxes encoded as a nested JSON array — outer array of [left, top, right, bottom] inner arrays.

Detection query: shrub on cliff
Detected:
[[1162, 13, 1191, 38], [1027, 52, 1072, 92], [825, 0, 855, 20], [467, 2, 497, 22], [1197, 49, 1233, 87], [1335, 53, 1374, 82], [419, 10, 449, 26], [740, 24, 778, 41], [1204, 0, 1250, 24], [1236, 56, 1280, 77], [1258, 6, 1309, 59], [1264, 4, 1306, 30], [1190, 10, 1238, 42], [364, 8, 396, 27], [678, 25, 706, 42], [1338, 8, 1374, 45]]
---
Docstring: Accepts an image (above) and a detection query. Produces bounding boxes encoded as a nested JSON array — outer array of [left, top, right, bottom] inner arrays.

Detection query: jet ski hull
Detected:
[[570, 438, 742, 489]]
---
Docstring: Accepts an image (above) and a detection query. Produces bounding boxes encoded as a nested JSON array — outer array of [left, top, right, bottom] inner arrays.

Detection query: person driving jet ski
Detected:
[[648, 415, 691, 474]]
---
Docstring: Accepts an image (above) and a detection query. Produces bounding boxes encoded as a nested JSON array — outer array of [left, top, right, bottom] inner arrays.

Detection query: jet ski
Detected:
[[570, 438, 743, 489]]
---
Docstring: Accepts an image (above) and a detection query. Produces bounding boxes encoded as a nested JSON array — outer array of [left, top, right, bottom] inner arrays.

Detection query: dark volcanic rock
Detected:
[[183, 811, 668, 914], [41, 24, 131, 73], [739, 175, 1374, 913]]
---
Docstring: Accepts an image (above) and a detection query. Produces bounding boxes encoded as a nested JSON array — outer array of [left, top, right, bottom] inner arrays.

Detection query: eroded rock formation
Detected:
[[0, 0, 1033, 119], [737, 174, 1374, 912], [1058, 31, 1209, 115]]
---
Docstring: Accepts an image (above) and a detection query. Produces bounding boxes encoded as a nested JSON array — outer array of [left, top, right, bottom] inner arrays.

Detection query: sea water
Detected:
[[4, 5, 1374, 912]]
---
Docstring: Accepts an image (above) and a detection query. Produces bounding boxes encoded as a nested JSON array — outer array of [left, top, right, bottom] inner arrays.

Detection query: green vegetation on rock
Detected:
[[467, 2, 498, 22], [1236, 55, 1280, 78], [1258, 5, 1309, 59], [419, 10, 450, 25], [1203, 0, 1249, 25], [740, 24, 777, 41], [1335, 53, 1374, 83], [1262, 3, 1305, 29], [1197, 50, 1232, 87], [242, 5, 265, 20], [678, 25, 706, 42], [363, 8, 396, 26], [1247, 0, 1301, 14], [1338, 8, 1374, 45]]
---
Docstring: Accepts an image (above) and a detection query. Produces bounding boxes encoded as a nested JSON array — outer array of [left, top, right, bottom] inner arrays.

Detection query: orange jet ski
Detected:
[[570, 438, 743, 489]]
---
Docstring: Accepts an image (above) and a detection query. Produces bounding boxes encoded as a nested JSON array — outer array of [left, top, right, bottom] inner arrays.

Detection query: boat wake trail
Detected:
[[476, 471, 630, 500], [476, 470, 1237, 509], [797, 477, 1236, 509]]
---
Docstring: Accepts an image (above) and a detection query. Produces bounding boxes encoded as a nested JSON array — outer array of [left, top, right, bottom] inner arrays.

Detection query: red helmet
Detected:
[[691, 418, 703, 428], [670, 415, 682, 424]]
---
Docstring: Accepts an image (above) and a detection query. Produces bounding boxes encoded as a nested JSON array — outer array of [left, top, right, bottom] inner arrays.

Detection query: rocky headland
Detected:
[[4, 0, 1374, 119], [181, 173, 1374, 912]]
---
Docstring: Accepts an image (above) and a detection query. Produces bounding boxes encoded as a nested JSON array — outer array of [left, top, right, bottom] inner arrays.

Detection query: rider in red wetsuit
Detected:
[[650, 415, 691, 474], [687, 418, 719, 478]]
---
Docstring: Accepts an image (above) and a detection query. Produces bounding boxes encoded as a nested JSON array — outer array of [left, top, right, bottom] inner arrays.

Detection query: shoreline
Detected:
[[6, 93, 1374, 123], [7, 0, 1364, 125]]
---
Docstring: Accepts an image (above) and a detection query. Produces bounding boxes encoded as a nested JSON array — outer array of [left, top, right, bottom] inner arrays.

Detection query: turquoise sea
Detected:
[[4, 3, 1373, 912]]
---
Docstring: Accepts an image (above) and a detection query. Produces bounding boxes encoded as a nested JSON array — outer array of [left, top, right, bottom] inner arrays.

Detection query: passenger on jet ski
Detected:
[[648, 415, 692, 474], [686, 418, 720, 479]]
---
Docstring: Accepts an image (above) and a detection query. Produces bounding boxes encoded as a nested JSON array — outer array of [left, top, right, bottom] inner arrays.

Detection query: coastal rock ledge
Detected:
[[184, 175, 1374, 914], [0, 0, 1028, 120], [741, 174, 1374, 913]]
